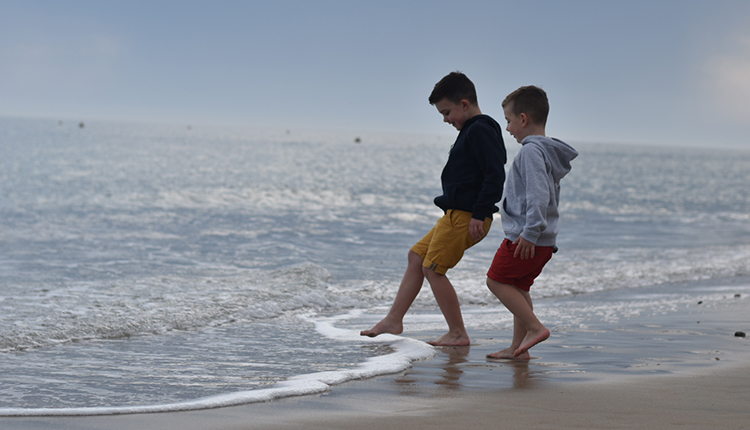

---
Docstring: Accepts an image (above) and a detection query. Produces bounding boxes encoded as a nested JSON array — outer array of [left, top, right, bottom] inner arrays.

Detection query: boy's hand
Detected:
[[513, 236, 535, 260], [469, 218, 486, 242]]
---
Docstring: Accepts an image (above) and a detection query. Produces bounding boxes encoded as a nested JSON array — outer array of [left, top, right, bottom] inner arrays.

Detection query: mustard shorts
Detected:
[[411, 209, 492, 275]]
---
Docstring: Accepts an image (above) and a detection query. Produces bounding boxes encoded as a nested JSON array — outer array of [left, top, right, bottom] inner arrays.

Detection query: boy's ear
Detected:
[[460, 99, 471, 111], [519, 113, 529, 128]]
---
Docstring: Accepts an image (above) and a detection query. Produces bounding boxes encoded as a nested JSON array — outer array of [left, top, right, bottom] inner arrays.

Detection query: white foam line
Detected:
[[0, 379, 330, 416], [0, 310, 435, 417], [302, 309, 437, 382]]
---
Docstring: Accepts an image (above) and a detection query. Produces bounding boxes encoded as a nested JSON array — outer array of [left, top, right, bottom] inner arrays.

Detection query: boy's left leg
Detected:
[[486, 314, 530, 360], [422, 210, 491, 346], [486, 240, 554, 358], [486, 278, 549, 357], [424, 269, 469, 346]]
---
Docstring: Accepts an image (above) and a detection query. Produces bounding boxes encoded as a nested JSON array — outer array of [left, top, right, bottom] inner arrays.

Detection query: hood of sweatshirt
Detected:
[[521, 135, 578, 182]]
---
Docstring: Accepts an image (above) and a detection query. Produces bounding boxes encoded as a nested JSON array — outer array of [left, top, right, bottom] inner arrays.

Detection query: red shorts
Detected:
[[487, 239, 554, 291]]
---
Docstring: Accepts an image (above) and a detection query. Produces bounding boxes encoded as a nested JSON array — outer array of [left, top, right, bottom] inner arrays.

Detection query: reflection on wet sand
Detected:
[[432, 346, 469, 389], [391, 344, 542, 394]]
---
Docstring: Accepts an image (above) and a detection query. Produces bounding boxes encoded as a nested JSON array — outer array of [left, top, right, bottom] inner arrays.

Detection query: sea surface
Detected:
[[1, 117, 749, 414]]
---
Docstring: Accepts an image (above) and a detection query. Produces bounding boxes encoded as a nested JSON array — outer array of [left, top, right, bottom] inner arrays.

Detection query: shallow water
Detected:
[[1, 117, 749, 412]]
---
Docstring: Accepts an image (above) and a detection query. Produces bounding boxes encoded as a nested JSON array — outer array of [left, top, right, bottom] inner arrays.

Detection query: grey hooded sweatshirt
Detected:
[[501, 135, 578, 247]]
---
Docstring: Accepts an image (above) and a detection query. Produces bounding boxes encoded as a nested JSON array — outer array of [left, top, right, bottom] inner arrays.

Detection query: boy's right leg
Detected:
[[360, 250, 425, 337]]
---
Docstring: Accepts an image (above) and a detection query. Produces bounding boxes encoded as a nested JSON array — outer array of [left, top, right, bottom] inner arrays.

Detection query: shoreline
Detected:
[[1, 278, 748, 429], [4, 351, 747, 430]]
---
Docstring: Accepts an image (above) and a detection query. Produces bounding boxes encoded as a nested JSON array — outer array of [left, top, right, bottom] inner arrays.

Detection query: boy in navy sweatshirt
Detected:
[[361, 72, 506, 345], [486, 86, 578, 359]]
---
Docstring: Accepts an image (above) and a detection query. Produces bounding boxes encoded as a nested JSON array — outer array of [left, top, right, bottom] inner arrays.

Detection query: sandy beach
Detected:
[[2, 278, 748, 430]]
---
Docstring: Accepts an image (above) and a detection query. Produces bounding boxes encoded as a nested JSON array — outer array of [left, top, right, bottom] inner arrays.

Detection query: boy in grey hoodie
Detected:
[[486, 86, 578, 359]]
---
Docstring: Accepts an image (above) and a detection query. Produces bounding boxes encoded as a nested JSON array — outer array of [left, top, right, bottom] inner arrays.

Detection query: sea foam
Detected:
[[0, 309, 435, 416]]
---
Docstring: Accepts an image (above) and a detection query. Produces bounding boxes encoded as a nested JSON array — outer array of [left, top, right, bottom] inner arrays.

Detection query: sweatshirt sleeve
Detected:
[[519, 145, 551, 243], [468, 123, 507, 220]]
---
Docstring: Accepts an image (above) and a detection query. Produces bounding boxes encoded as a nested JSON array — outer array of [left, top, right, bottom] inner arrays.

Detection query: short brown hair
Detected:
[[502, 86, 549, 126], [429, 72, 478, 105]]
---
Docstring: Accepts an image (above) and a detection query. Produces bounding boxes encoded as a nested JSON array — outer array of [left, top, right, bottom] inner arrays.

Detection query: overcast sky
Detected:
[[1, 0, 749, 147]]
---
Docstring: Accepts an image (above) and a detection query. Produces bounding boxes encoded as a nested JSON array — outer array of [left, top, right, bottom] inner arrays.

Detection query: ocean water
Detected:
[[1, 117, 749, 414]]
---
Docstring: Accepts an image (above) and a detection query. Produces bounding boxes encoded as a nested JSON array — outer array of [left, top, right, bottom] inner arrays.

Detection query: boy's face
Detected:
[[503, 103, 526, 143], [434, 99, 471, 130]]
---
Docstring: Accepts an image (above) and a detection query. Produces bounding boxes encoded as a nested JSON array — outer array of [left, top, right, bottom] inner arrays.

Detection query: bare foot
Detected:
[[427, 332, 470, 346], [486, 347, 530, 360], [360, 316, 403, 338], [513, 327, 550, 357]]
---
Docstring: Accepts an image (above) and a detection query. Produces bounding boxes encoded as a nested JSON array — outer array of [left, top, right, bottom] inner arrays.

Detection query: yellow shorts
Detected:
[[411, 209, 492, 275]]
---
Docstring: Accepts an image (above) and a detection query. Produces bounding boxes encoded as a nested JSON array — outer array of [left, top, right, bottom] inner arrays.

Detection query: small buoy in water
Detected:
[[697, 301, 703, 305], [734, 294, 741, 298], [79, 122, 85, 128], [735, 331, 746, 338], [354, 137, 361, 143]]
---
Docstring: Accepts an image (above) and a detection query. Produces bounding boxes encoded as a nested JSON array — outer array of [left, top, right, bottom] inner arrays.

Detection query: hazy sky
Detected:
[[2, 0, 749, 147]]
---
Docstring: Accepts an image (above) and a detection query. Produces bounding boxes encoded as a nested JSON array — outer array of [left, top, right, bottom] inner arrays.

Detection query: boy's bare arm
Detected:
[[512, 236, 536, 260]]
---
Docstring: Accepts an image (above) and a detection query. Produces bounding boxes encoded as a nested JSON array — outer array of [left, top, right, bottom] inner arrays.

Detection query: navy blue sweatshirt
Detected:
[[434, 114, 507, 220]]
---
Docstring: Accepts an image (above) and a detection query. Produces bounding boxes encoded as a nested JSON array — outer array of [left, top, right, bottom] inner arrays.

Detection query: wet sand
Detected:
[[2, 279, 748, 429]]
